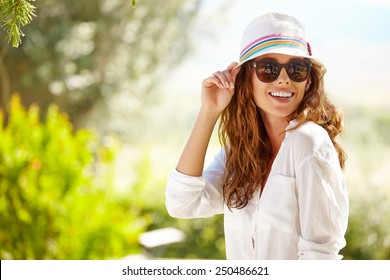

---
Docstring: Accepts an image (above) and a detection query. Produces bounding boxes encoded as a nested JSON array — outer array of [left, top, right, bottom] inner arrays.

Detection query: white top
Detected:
[[165, 120, 349, 260]]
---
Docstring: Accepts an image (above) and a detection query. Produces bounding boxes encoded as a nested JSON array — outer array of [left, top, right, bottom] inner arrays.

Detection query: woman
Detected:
[[165, 12, 349, 260]]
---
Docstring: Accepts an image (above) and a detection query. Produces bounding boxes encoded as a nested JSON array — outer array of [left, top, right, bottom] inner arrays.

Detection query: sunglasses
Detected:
[[251, 58, 312, 83]]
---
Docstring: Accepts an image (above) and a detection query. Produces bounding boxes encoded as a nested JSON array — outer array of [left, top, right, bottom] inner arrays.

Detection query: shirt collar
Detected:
[[286, 119, 299, 131]]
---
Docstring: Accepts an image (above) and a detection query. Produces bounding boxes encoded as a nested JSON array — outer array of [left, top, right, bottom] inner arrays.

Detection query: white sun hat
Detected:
[[237, 12, 318, 67]]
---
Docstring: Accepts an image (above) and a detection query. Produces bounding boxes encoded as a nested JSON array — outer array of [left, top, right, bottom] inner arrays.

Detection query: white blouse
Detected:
[[165, 120, 349, 260]]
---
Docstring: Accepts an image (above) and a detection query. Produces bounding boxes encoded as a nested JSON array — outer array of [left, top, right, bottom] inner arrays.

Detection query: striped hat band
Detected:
[[239, 34, 312, 65]]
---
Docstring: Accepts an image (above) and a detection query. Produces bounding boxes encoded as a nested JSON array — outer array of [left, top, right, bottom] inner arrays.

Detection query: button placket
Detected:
[[251, 190, 262, 250]]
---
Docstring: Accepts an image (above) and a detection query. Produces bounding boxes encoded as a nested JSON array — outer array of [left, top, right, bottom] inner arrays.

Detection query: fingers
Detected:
[[204, 62, 241, 90], [229, 62, 241, 80], [227, 62, 239, 71], [211, 70, 234, 89], [203, 72, 231, 90]]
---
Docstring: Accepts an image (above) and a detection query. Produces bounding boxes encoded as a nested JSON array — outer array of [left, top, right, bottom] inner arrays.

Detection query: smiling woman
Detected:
[[249, 54, 311, 124], [165, 12, 349, 260]]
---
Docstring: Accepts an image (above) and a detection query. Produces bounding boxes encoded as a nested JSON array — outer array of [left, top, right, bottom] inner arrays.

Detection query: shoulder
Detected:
[[288, 121, 334, 159], [291, 121, 330, 143]]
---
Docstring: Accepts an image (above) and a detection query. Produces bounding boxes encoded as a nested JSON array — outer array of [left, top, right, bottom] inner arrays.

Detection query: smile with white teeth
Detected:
[[270, 92, 293, 98]]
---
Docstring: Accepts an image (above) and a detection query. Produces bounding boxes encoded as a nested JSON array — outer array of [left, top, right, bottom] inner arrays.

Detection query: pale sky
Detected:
[[163, 0, 390, 108]]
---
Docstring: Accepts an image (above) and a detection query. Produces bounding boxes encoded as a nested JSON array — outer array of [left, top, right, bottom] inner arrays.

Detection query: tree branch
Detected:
[[0, 43, 10, 114], [0, 0, 37, 47]]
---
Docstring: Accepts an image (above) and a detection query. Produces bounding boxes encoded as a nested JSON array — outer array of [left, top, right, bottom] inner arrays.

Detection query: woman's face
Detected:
[[251, 53, 310, 123]]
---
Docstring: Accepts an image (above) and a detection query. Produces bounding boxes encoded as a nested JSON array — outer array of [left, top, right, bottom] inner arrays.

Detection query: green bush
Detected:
[[341, 189, 390, 259], [339, 107, 390, 259], [0, 94, 226, 260], [0, 95, 145, 259]]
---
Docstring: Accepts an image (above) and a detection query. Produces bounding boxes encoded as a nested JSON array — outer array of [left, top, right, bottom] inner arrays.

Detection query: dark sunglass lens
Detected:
[[257, 62, 279, 82], [287, 61, 310, 82]]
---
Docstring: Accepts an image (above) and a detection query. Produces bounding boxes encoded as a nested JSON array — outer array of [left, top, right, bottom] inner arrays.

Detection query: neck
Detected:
[[261, 114, 290, 156]]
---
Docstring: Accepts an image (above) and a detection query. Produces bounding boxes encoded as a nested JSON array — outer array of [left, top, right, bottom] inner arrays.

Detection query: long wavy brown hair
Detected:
[[218, 59, 347, 209]]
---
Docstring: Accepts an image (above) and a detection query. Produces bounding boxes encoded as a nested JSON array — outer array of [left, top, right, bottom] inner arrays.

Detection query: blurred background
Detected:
[[0, 0, 389, 260]]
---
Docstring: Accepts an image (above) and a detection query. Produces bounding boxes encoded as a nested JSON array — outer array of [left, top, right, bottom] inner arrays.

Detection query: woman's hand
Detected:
[[201, 62, 240, 116]]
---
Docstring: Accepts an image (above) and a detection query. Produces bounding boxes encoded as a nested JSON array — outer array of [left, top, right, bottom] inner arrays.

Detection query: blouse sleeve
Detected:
[[295, 147, 349, 260], [165, 148, 226, 219]]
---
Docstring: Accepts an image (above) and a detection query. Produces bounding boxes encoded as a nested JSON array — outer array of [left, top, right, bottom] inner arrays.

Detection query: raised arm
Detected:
[[176, 62, 240, 176]]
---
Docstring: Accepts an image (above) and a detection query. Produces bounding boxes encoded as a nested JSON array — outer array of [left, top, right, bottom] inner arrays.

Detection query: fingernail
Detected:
[[230, 82, 234, 89]]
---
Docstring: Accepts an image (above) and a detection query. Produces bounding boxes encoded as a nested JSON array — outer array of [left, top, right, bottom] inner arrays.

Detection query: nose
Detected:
[[277, 67, 290, 84]]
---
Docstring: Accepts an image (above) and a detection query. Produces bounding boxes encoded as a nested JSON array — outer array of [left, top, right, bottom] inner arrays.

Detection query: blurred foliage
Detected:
[[125, 150, 226, 259], [344, 107, 390, 146], [343, 188, 390, 260], [0, 94, 225, 259], [161, 216, 225, 259], [0, 0, 227, 260], [0, 94, 145, 259], [0, 0, 140, 47], [0, 0, 201, 138], [339, 107, 390, 259]]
